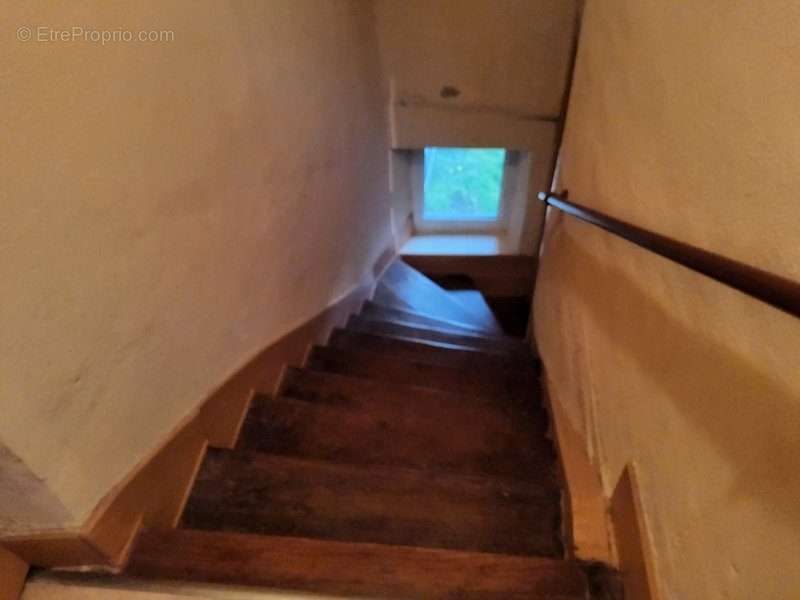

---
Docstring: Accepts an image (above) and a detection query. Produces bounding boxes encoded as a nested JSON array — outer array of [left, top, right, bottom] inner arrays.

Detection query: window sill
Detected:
[[400, 234, 517, 256]]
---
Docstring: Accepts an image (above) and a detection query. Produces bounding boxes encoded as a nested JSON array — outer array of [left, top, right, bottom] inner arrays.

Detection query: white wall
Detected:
[[1, 0, 393, 532]]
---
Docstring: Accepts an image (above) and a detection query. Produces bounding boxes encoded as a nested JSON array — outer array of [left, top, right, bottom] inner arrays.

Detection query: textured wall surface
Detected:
[[375, 0, 577, 118], [536, 1, 800, 598], [2, 1, 393, 532]]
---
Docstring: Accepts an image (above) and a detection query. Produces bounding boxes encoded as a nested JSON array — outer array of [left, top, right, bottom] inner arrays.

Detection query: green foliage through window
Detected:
[[423, 147, 506, 221]]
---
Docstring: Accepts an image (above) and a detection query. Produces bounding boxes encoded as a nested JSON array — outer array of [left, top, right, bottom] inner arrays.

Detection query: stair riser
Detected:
[[328, 329, 530, 373], [280, 366, 545, 419], [127, 530, 588, 599], [361, 300, 493, 336], [306, 347, 536, 398]]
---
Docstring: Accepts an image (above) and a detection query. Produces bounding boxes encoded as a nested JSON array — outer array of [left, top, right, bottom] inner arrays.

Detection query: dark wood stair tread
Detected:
[[328, 328, 531, 373], [280, 366, 542, 417], [305, 345, 536, 397], [378, 261, 504, 334], [127, 529, 588, 599], [361, 299, 495, 336], [181, 450, 562, 557], [238, 392, 555, 480], [346, 315, 527, 356]]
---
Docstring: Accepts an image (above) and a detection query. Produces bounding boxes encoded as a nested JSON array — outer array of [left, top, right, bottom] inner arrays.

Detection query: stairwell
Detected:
[[37, 259, 597, 599]]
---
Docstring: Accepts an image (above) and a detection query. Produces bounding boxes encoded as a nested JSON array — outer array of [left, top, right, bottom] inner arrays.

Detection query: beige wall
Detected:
[[536, 1, 800, 598], [376, 0, 577, 118], [1, 1, 393, 533]]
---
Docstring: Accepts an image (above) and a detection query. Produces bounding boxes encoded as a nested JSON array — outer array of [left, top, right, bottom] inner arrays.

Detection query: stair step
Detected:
[[181, 450, 562, 557], [449, 289, 505, 333], [378, 261, 504, 334], [127, 529, 588, 599], [346, 315, 527, 356], [374, 282, 502, 336], [372, 281, 418, 312], [279, 366, 540, 417], [328, 328, 531, 373], [361, 300, 496, 336], [306, 345, 536, 397], [238, 390, 555, 479]]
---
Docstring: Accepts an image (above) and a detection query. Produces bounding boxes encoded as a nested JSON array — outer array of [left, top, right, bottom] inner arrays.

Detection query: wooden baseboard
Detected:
[[1, 272, 381, 569], [610, 465, 661, 600], [542, 369, 661, 600], [0, 545, 27, 600], [540, 372, 613, 564]]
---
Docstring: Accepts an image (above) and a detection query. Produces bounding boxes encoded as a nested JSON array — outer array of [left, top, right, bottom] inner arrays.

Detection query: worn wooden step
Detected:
[[449, 289, 505, 333], [279, 366, 540, 417], [277, 366, 550, 457], [181, 450, 562, 557], [328, 328, 531, 373], [361, 300, 494, 336], [378, 261, 504, 334], [238, 391, 555, 480], [306, 345, 536, 398], [345, 315, 527, 356], [127, 529, 587, 599]]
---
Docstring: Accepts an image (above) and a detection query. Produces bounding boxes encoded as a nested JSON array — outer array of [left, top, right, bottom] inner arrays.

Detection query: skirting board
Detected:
[[542, 369, 661, 600], [0, 544, 27, 600], [610, 465, 661, 600], [1, 273, 381, 569], [539, 374, 613, 564]]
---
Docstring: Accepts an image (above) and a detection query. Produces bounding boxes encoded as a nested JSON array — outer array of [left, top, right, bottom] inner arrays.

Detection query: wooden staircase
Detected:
[[123, 260, 590, 599]]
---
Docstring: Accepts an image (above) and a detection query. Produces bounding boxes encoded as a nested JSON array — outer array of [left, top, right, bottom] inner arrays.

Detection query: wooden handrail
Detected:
[[539, 192, 800, 319]]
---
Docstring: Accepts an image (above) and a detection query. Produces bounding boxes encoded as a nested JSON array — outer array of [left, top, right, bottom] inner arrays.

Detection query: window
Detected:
[[413, 147, 519, 232], [423, 147, 506, 221]]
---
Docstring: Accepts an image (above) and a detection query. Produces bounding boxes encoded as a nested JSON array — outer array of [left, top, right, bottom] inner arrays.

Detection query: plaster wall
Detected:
[[2, 0, 393, 532], [536, 1, 800, 598]]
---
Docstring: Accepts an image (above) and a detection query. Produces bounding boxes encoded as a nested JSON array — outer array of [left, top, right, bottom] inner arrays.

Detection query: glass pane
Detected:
[[423, 147, 506, 221]]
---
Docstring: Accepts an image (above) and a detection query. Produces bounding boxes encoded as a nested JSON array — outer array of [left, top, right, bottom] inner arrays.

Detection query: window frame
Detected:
[[411, 147, 521, 233]]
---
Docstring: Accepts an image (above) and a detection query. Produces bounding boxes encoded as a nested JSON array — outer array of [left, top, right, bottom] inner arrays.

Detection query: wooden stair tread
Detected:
[[127, 529, 588, 599], [449, 289, 504, 333], [328, 329, 531, 373], [278, 368, 547, 424], [305, 345, 536, 397], [361, 300, 495, 336], [373, 282, 418, 313], [238, 392, 555, 480], [181, 450, 562, 557], [346, 315, 527, 356], [378, 261, 504, 334]]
